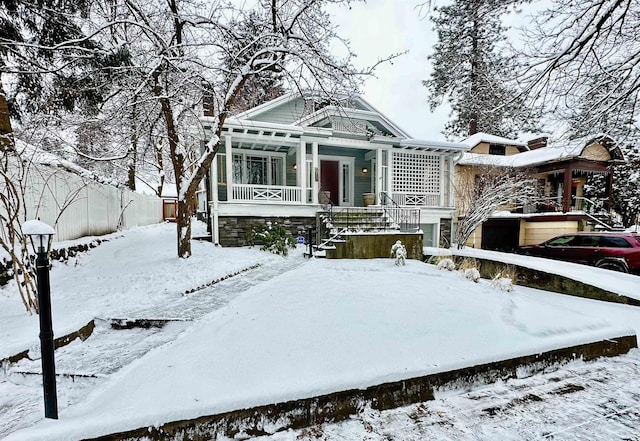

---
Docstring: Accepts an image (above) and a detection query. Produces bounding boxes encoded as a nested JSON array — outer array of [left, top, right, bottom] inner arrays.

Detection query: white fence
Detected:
[[15, 162, 162, 242]]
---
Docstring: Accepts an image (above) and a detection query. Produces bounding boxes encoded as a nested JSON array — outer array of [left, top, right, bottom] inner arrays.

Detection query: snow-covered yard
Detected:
[[1, 222, 640, 440]]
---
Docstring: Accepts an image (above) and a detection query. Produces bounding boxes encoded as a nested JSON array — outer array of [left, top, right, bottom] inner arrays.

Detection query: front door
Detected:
[[320, 160, 339, 205]]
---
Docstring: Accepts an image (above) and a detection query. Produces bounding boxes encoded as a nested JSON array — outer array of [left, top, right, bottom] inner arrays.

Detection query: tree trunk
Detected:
[[0, 77, 14, 152], [469, 3, 479, 136], [176, 198, 193, 258], [127, 105, 137, 191]]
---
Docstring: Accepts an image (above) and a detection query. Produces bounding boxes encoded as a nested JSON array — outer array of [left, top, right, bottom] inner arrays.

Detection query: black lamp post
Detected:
[[23, 219, 58, 420]]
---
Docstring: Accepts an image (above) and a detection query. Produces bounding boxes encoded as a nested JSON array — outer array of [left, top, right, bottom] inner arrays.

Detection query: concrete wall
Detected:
[[328, 233, 423, 259]]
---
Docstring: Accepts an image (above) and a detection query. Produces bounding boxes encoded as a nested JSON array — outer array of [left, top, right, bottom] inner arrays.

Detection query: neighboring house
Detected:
[[456, 132, 626, 251], [200, 92, 470, 247]]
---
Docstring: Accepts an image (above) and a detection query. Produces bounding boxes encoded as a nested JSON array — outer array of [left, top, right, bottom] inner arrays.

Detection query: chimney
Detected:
[[527, 136, 548, 150]]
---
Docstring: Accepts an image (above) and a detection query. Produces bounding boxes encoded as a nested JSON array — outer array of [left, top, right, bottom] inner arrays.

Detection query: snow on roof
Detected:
[[460, 132, 528, 148], [458, 136, 605, 168]]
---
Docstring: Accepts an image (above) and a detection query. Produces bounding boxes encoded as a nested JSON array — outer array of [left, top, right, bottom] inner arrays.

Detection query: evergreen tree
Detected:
[[222, 12, 286, 114], [424, 0, 536, 139]]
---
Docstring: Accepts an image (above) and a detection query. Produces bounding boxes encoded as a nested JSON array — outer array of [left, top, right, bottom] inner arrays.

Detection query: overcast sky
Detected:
[[331, 0, 450, 141], [330, 1, 544, 143]]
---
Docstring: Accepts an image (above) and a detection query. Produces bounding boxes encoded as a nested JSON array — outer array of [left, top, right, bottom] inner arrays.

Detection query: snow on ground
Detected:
[[2, 228, 640, 441], [0, 221, 282, 361], [425, 246, 640, 301]]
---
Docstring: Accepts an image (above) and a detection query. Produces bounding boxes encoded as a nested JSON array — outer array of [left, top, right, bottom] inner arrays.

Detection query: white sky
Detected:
[[330, 1, 548, 142], [331, 0, 450, 141]]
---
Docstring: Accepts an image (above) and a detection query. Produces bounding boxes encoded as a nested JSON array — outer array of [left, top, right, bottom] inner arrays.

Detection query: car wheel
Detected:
[[596, 260, 629, 273]]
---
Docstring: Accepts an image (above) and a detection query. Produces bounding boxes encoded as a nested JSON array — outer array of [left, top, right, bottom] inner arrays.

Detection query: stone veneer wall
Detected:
[[218, 216, 316, 247]]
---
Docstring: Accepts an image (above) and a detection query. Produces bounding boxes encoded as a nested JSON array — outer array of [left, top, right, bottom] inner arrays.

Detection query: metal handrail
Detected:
[[379, 192, 420, 231]]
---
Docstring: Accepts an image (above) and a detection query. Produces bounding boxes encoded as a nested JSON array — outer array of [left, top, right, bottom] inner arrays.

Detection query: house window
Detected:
[[232, 151, 285, 185], [489, 144, 506, 155]]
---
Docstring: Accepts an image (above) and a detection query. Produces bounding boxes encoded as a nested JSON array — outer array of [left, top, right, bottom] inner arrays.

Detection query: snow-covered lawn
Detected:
[[0, 222, 281, 361], [1, 224, 639, 440]]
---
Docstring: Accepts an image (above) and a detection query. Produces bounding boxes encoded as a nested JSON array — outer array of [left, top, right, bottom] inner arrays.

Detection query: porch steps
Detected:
[[313, 208, 401, 258]]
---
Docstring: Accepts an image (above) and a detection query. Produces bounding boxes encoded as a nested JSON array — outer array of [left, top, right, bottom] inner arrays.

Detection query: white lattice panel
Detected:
[[392, 152, 441, 194]]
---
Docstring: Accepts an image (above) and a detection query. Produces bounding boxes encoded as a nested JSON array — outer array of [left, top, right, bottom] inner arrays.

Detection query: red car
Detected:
[[518, 232, 640, 274]]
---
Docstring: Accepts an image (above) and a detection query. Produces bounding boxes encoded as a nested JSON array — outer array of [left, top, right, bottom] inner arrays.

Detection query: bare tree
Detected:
[[454, 165, 538, 248], [0, 149, 39, 313], [83, 0, 391, 258], [520, 0, 640, 137]]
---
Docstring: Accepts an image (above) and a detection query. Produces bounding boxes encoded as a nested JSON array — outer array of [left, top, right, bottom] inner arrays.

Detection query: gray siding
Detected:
[[249, 96, 307, 124]]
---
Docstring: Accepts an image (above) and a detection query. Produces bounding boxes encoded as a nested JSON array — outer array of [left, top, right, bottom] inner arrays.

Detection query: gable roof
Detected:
[[460, 132, 528, 150], [458, 134, 624, 168], [233, 91, 412, 139]]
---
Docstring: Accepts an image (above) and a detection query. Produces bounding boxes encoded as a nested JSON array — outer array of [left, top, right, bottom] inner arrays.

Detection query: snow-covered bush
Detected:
[[436, 258, 456, 271], [461, 267, 481, 283], [247, 222, 296, 256], [491, 271, 515, 292], [390, 240, 407, 266]]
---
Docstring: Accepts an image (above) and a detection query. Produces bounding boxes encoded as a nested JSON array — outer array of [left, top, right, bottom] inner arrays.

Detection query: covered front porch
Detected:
[[209, 120, 459, 210]]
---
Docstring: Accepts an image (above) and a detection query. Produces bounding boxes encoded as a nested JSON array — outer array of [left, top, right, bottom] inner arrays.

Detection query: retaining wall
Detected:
[[84, 335, 637, 441]]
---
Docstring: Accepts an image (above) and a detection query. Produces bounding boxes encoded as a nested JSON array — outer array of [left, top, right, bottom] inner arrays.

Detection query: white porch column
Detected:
[[448, 155, 455, 207], [297, 140, 307, 203], [311, 141, 319, 204], [225, 135, 233, 202], [210, 155, 220, 245], [439, 155, 446, 207], [386, 150, 393, 201], [434, 220, 441, 248], [375, 147, 383, 203]]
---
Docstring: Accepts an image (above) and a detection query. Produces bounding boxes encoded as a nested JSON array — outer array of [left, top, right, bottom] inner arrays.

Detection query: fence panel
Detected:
[[11, 161, 163, 241]]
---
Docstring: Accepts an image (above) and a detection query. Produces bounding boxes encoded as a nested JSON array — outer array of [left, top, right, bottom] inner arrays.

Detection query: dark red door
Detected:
[[320, 160, 339, 205]]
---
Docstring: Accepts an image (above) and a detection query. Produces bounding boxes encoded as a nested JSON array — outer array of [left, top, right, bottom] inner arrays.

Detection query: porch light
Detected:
[[361, 167, 368, 174], [293, 164, 297, 171], [22, 219, 58, 419]]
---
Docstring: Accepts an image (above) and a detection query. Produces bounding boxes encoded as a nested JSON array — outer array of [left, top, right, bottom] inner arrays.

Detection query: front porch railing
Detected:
[[391, 192, 440, 207], [232, 184, 307, 203]]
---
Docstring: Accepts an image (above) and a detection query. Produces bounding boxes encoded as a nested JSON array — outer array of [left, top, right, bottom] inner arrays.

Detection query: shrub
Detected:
[[461, 267, 481, 283], [247, 222, 296, 256], [491, 268, 517, 292], [390, 240, 407, 266], [436, 258, 456, 271]]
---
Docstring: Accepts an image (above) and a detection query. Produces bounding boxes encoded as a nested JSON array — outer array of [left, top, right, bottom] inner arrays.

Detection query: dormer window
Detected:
[[489, 144, 506, 155]]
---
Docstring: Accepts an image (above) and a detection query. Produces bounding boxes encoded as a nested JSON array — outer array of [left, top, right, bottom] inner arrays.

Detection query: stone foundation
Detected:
[[218, 216, 316, 247]]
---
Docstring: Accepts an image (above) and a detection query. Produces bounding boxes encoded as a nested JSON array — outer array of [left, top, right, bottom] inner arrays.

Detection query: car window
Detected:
[[598, 236, 632, 248], [571, 236, 599, 247], [546, 236, 574, 246]]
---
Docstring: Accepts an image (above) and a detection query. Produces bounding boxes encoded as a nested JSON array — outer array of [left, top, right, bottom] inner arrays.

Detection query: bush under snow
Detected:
[[461, 267, 481, 283], [436, 258, 456, 271]]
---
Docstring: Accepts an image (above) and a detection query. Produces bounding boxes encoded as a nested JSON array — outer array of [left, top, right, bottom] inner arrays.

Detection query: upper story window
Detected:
[[489, 144, 506, 155]]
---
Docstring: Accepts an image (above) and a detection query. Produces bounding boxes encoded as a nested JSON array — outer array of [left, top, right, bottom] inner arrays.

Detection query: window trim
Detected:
[[232, 150, 287, 186]]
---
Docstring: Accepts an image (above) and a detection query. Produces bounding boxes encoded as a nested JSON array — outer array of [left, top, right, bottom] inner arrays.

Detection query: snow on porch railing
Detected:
[[232, 184, 305, 203], [392, 192, 441, 207]]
